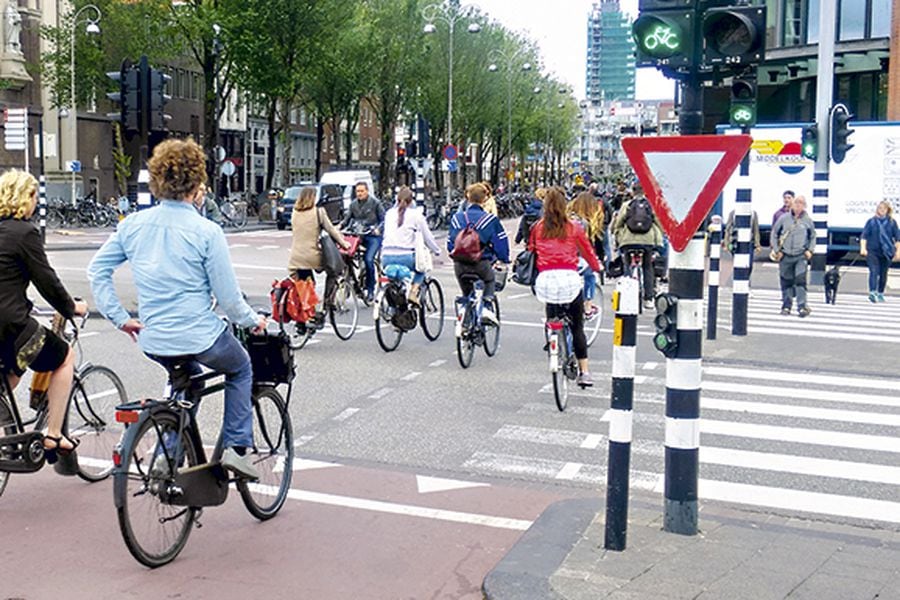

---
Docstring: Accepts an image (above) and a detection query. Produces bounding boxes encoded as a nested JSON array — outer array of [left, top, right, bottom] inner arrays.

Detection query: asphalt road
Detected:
[[2, 224, 900, 597]]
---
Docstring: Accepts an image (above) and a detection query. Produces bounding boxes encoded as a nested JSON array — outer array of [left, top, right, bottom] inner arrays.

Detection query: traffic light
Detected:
[[106, 61, 141, 134], [702, 5, 766, 67], [801, 124, 818, 160], [146, 67, 172, 132], [653, 293, 678, 357], [729, 73, 756, 127], [632, 1, 696, 69], [830, 103, 855, 164]]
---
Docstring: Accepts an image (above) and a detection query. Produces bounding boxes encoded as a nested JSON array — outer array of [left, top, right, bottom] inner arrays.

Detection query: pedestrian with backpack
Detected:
[[447, 182, 510, 323], [613, 183, 664, 308], [515, 187, 545, 244]]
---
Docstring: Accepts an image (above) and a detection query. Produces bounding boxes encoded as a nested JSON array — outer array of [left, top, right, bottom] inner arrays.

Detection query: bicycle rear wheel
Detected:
[[483, 297, 501, 357], [287, 321, 314, 350], [0, 395, 14, 498], [585, 285, 604, 348], [238, 387, 293, 520], [67, 364, 128, 482], [115, 410, 201, 568], [375, 294, 403, 352], [456, 305, 476, 369], [329, 277, 359, 340], [419, 277, 445, 341], [552, 332, 569, 412]]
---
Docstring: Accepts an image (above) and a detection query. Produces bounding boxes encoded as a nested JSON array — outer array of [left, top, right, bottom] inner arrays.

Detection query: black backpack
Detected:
[[625, 197, 653, 234]]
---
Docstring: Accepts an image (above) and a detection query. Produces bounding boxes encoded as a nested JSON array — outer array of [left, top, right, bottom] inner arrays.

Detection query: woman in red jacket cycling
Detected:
[[528, 187, 602, 387]]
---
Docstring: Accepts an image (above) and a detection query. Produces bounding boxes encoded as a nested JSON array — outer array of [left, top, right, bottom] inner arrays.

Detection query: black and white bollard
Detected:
[[731, 153, 752, 335], [38, 174, 47, 243], [604, 277, 639, 551], [706, 216, 721, 340], [810, 172, 829, 285], [416, 159, 426, 211], [664, 235, 704, 536], [137, 169, 152, 210]]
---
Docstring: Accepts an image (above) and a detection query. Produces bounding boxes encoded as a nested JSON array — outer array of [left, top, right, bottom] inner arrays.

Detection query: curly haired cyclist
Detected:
[[88, 138, 265, 480]]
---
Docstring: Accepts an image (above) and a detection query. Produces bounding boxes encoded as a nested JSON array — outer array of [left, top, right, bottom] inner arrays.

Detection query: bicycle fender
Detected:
[[112, 404, 178, 509]]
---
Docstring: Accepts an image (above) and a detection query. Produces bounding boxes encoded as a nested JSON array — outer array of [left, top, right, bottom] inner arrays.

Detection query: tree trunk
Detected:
[[203, 50, 219, 195], [266, 99, 278, 189], [315, 117, 325, 181], [378, 118, 394, 198], [344, 123, 353, 168], [281, 99, 293, 186], [330, 117, 341, 167]]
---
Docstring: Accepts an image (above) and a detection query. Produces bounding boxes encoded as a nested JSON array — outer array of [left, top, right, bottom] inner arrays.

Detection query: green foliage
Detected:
[[111, 122, 131, 196]]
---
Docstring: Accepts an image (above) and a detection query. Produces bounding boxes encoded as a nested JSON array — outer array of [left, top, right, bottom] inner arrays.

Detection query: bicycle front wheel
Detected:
[[238, 387, 294, 520], [552, 333, 569, 412], [329, 278, 359, 340], [0, 396, 13, 498], [419, 277, 445, 341], [287, 321, 314, 350], [456, 305, 475, 369], [483, 297, 501, 357], [375, 295, 403, 352], [586, 285, 604, 348], [115, 410, 202, 568], [67, 364, 128, 482]]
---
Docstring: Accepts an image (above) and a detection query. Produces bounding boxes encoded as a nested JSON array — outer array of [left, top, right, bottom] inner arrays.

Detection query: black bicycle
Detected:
[[373, 267, 445, 352], [454, 273, 501, 369], [111, 328, 294, 568]]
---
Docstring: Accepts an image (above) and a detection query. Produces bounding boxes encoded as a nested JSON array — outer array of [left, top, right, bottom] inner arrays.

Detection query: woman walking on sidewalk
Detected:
[[860, 200, 900, 302]]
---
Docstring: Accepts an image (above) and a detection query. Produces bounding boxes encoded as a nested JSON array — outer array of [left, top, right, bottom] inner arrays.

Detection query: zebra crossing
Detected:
[[710, 288, 900, 344], [460, 361, 900, 526]]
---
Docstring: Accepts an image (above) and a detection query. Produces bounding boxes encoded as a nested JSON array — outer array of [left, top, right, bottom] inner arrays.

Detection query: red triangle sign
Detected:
[[622, 135, 752, 252]]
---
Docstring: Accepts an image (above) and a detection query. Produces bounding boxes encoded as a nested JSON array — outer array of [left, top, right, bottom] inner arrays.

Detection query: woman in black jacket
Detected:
[[0, 170, 87, 461]]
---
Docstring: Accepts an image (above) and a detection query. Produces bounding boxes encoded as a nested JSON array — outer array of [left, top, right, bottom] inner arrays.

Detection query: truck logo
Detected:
[[751, 139, 809, 175]]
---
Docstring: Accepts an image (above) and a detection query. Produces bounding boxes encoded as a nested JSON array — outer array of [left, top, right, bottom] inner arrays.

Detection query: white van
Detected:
[[319, 170, 375, 213]]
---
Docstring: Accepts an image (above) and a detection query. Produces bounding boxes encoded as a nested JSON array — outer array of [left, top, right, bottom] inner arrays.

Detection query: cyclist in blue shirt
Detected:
[[88, 138, 266, 480], [447, 183, 510, 322]]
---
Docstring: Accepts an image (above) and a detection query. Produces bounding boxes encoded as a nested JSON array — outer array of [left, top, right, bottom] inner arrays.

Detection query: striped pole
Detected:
[[137, 168, 151, 210], [416, 158, 426, 211], [604, 276, 639, 551], [664, 236, 704, 536], [38, 175, 47, 243], [731, 152, 751, 336], [706, 216, 722, 340], [810, 172, 829, 285]]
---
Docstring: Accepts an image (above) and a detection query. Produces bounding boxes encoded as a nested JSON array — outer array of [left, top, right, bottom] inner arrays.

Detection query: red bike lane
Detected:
[[0, 460, 571, 599]]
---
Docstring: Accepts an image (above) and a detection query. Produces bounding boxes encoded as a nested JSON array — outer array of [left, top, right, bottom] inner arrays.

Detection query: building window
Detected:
[[871, 0, 891, 37], [838, 0, 866, 40]]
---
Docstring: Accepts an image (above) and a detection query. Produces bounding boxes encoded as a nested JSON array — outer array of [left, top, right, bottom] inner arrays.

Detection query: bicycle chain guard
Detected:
[[0, 431, 45, 473]]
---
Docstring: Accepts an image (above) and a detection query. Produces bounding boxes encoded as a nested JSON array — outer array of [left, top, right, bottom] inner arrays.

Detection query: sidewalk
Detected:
[[44, 221, 275, 251], [483, 494, 900, 600]]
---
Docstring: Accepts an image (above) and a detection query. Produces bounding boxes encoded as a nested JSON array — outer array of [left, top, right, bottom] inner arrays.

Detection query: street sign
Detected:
[[221, 160, 236, 177], [442, 144, 458, 161], [66, 160, 82, 173], [447, 159, 458, 173], [621, 134, 752, 252], [4, 107, 27, 151]]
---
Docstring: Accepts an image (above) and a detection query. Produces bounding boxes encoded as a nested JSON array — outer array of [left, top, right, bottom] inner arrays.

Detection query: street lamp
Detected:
[[67, 4, 102, 205], [422, 1, 481, 204], [488, 47, 532, 188]]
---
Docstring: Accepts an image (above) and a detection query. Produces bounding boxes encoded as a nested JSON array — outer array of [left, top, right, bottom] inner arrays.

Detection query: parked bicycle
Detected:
[[218, 198, 248, 230], [0, 311, 127, 497], [373, 264, 445, 352], [454, 272, 501, 369], [111, 326, 294, 568]]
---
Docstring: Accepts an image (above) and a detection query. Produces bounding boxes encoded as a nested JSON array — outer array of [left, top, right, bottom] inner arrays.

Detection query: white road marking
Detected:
[[401, 371, 421, 381], [333, 408, 360, 421], [368, 387, 393, 399], [702, 397, 900, 427], [293, 434, 318, 447], [228, 243, 250, 249], [232, 263, 286, 271], [494, 425, 599, 449], [256, 245, 279, 250], [702, 380, 900, 409], [701, 419, 900, 453], [642, 362, 659, 370], [704, 365, 900, 393], [701, 447, 900, 486], [415, 475, 489, 494], [579, 434, 604, 449], [506, 293, 532, 300], [428, 359, 447, 368], [554, 462, 583, 480]]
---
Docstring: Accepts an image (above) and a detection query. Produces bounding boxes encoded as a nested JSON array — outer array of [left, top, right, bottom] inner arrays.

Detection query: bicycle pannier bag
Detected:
[[449, 214, 482, 264], [625, 197, 653, 234], [511, 249, 538, 287], [246, 331, 294, 385]]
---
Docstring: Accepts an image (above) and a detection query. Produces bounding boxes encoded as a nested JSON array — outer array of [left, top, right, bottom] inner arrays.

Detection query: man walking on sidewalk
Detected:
[[771, 195, 816, 317]]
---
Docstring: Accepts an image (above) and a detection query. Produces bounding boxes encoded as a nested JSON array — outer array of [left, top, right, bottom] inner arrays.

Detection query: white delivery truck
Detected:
[[719, 122, 900, 260]]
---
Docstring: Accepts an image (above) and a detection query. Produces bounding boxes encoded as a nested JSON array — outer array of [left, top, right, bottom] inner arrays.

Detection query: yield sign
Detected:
[[621, 135, 752, 252]]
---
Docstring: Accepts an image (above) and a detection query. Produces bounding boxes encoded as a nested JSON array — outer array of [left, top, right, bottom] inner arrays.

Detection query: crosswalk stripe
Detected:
[[747, 325, 900, 344], [704, 366, 900, 392], [700, 419, 900, 453], [702, 397, 900, 427], [702, 380, 900, 408]]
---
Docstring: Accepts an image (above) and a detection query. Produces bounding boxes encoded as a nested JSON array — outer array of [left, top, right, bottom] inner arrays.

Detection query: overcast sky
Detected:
[[474, 0, 676, 102]]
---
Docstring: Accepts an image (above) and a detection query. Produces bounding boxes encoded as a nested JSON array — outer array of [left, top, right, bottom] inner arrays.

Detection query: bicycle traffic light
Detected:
[[729, 73, 757, 127], [632, 0, 696, 69], [146, 67, 172, 132], [107, 61, 141, 134], [830, 103, 855, 164], [653, 293, 678, 357], [801, 124, 818, 160], [702, 5, 766, 67]]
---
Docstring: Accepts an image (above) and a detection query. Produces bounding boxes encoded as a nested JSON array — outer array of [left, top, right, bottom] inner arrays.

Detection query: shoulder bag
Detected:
[[512, 249, 538, 286], [317, 208, 344, 275]]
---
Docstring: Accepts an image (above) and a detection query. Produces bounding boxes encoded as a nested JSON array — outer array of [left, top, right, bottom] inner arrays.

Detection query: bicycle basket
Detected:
[[245, 331, 294, 385], [493, 268, 508, 292]]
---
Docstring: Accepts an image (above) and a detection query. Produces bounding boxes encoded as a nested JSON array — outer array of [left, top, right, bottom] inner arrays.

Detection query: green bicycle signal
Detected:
[[632, 14, 688, 61], [730, 106, 754, 124], [644, 25, 680, 52]]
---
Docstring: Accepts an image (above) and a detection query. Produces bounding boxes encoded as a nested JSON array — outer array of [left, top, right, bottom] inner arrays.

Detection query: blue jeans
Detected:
[[363, 235, 382, 295], [147, 328, 253, 449], [867, 253, 890, 293], [382, 252, 424, 284], [578, 258, 596, 301]]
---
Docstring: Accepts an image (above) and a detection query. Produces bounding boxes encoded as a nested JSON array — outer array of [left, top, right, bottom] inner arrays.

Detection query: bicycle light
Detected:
[[653, 293, 678, 358]]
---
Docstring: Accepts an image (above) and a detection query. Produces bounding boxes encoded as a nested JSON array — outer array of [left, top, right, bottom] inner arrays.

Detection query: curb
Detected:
[[482, 498, 597, 600], [44, 222, 277, 252]]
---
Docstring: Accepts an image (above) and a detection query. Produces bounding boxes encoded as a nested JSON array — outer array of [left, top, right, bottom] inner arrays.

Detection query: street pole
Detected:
[[706, 216, 721, 340], [67, 4, 101, 207], [811, 0, 836, 285], [732, 142, 752, 335]]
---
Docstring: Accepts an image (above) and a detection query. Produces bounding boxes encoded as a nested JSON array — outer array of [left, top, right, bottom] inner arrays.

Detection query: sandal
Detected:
[[43, 434, 79, 465]]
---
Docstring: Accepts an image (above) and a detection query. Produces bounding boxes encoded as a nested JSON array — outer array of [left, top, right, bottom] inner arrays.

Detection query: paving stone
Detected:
[[825, 543, 900, 572], [741, 539, 838, 575], [818, 552, 897, 583], [697, 567, 805, 599], [649, 542, 758, 586], [704, 522, 785, 551], [786, 573, 885, 600], [550, 574, 612, 600]]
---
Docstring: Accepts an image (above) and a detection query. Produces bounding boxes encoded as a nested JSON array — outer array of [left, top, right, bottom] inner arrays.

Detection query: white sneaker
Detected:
[[482, 307, 499, 325], [221, 447, 259, 480], [643, 299, 655, 310]]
